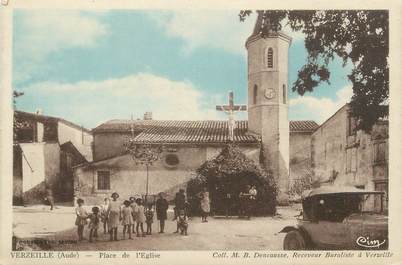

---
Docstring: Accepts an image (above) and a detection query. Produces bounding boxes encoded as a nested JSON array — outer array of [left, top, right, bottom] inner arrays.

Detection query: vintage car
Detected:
[[280, 186, 388, 250]]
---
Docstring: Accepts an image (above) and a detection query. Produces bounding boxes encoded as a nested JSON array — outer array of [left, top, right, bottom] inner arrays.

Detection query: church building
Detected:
[[73, 16, 319, 204]]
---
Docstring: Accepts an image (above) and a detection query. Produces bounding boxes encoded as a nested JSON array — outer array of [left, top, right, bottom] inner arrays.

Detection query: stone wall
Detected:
[[44, 143, 60, 186], [15, 143, 46, 204], [311, 105, 388, 198], [289, 131, 313, 182], [311, 106, 348, 183], [93, 132, 131, 161]]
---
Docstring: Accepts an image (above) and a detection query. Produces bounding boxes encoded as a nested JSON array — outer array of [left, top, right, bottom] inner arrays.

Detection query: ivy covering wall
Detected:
[[187, 145, 277, 216]]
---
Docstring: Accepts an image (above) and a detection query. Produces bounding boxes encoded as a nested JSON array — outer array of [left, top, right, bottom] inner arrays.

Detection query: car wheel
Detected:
[[283, 230, 306, 250]]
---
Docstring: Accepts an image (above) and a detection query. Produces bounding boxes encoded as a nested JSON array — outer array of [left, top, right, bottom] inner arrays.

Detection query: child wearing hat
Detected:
[[121, 200, 134, 239], [135, 198, 146, 237], [107, 192, 121, 241], [75, 198, 88, 241]]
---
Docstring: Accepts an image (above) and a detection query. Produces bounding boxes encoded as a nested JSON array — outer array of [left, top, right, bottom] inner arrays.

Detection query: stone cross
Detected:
[[216, 91, 247, 141]]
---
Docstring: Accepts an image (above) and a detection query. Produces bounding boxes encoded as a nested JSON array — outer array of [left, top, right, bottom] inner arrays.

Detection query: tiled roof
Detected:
[[246, 11, 292, 47], [93, 119, 319, 144], [15, 111, 91, 133], [131, 120, 257, 144], [93, 119, 164, 132], [289, 120, 319, 132]]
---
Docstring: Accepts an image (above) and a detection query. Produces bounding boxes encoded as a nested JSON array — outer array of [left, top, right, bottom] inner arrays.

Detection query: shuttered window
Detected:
[[346, 148, 357, 173], [373, 142, 387, 164], [253, 85, 258, 104], [97, 171, 110, 190], [267, 48, 273, 68]]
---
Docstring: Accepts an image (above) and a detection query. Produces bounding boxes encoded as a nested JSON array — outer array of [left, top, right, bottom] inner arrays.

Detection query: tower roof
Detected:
[[246, 11, 292, 47]]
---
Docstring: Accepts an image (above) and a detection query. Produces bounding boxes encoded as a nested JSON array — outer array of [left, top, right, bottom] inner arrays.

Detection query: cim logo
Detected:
[[356, 236, 386, 248]]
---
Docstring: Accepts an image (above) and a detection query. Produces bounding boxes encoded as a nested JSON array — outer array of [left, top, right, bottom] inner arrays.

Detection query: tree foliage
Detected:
[[288, 173, 314, 202], [240, 10, 388, 131], [187, 145, 277, 216]]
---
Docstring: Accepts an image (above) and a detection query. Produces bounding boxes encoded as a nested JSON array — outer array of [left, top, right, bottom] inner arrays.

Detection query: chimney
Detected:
[[143, 112, 153, 120]]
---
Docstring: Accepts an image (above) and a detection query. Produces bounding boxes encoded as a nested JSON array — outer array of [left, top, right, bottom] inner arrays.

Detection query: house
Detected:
[[13, 111, 93, 205], [310, 104, 388, 210]]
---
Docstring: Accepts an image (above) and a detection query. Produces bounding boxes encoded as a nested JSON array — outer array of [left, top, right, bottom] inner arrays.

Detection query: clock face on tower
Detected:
[[264, 88, 276, 99]]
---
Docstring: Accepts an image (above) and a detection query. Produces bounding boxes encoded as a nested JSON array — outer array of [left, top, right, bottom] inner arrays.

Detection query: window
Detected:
[[348, 114, 357, 136], [373, 142, 387, 164], [346, 147, 357, 173], [16, 128, 35, 142], [374, 181, 388, 213], [164, 154, 180, 167], [282, 84, 287, 104], [351, 148, 357, 172], [253, 85, 258, 104], [312, 195, 361, 222], [97, 171, 110, 190], [267, 48, 273, 68], [43, 122, 58, 142]]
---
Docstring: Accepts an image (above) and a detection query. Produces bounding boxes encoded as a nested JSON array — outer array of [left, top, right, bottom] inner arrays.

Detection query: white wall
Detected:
[[58, 121, 93, 161], [20, 143, 45, 192]]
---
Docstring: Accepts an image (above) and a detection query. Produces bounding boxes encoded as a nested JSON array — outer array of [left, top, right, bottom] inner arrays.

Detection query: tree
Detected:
[[187, 145, 277, 216], [240, 10, 388, 131]]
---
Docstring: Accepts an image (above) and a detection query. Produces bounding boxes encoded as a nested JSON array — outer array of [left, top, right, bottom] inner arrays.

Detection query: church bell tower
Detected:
[[246, 13, 291, 203]]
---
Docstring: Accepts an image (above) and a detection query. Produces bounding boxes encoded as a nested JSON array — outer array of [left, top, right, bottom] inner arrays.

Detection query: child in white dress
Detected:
[[75, 198, 88, 241], [121, 200, 134, 239], [135, 198, 146, 237], [101, 197, 109, 234], [107, 192, 121, 241]]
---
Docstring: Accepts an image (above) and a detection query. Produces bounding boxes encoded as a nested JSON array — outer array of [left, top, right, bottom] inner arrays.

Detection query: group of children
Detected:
[[75, 192, 154, 242], [119, 196, 155, 240], [74, 192, 189, 243]]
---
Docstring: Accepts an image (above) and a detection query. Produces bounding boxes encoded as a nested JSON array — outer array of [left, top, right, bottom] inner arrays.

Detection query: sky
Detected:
[[13, 10, 354, 129]]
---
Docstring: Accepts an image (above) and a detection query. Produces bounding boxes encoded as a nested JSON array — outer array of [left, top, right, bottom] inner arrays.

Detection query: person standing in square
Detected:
[[129, 196, 137, 234], [100, 197, 109, 234], [107, 192, 121, 241], [88, 206, 100, 242], [121, 200, 134, 239], [156, 192, 168, 233], [199, 187, 210, 223], [135, 198, 146, 237], [75, 198, 88, 241], [173, 189, 186, 221], [145, 204, 154, 235], [45, 183, 55, 211]]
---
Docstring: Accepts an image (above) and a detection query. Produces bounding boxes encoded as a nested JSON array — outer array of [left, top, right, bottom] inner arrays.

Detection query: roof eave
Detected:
[[245, 31, 292, 49]]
